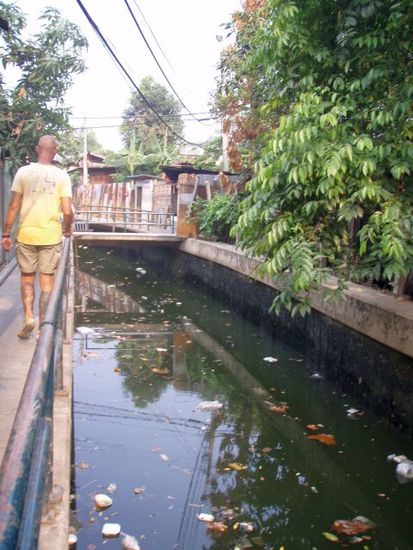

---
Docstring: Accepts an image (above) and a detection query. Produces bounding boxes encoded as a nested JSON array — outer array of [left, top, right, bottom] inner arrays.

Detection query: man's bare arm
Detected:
[[61, 197, 74, 237], [2, 192, 22, 251]]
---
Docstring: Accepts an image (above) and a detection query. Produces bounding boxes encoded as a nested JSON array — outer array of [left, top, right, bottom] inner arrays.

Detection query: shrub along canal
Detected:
[[72, 245, 413, 549]]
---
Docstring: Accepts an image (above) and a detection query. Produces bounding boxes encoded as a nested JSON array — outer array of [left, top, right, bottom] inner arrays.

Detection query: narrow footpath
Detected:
[[0, 265, 36, 464]]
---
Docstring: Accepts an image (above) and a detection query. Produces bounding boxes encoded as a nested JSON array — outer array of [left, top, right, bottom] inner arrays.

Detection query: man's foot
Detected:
[[17, 320, 35, 339]]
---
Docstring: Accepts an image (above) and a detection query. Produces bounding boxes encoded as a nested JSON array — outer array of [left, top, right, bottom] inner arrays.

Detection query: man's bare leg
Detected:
[[18, 272, 36, 339], [39, 272, 54, 324]]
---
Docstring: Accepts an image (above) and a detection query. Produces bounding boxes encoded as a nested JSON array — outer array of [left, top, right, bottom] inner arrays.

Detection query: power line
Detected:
[[123, 0, 212, 126], [130, 0, 176, 76], [75, 0, 208, 147], [69, 112, 213, 120], [72, 119, 213, 130]]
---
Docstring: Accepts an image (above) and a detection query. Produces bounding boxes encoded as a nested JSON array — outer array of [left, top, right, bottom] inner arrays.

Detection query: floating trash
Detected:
[[387, 453, 408, 464], [198, 513, 215, 522], [76, 326, 96, 335], [122, 534, 141, 549], [396, 460, 413, 483], [102, 523, 121, 537], [196, 400, 223, 411], [134, 487, 145, 495], [94, 494, 113, 509], [263, 356, 278, 363], [68, 533, 77, 546], [106, 483, 117, 493]]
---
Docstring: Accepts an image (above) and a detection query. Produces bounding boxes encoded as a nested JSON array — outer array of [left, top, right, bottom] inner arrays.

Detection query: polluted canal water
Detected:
[[72, 246, 413, 549]]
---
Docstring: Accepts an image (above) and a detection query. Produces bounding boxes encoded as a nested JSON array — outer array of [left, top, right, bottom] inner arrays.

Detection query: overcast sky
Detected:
[[14, 0, 242, 151]]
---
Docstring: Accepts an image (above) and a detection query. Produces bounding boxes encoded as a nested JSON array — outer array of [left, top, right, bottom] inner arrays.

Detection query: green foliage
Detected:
[[121, 76, 183, 152], [217, 0, 413, 313], [193, 136, 223, 170], [0, 3, 87, 168], [191, 193, 243, 243], [59, 129, 106, 166]]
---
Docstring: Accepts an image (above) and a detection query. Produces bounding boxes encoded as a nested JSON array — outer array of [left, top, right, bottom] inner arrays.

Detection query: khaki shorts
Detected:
[[16, 242, 62, 274]]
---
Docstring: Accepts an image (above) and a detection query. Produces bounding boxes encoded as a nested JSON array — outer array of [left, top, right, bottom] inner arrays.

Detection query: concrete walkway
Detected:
[[0, 264, 37, 464]]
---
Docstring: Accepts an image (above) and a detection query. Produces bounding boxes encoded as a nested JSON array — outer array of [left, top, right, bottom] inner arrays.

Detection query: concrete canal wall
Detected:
[[117, 239, 413, 434]]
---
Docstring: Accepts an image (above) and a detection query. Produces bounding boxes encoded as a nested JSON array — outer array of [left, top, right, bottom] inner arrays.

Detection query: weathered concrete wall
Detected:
[[178, 239, 413, 359], [119, 241, 413, 433]]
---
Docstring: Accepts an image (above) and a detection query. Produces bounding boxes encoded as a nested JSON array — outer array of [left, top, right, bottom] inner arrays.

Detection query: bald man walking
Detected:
[[2, 135, 73, 338]]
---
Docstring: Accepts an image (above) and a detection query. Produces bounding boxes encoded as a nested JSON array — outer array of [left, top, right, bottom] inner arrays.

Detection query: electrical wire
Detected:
[[75, 0, 209, 147], [71, 119, 213, 130], [69, 112, 213, 120], [123, 0, 213, 126], [130, 0, 176, 75]]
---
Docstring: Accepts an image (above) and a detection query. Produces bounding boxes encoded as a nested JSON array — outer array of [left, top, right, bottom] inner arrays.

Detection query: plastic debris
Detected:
[[196, 400, 223, 411], [387, 453, 408, 464], [106, 483, 117, 493], [134, 487, 145, 495], [240, 522, 254, 533], [331, 516, 376, 536], [76, 326, 96, 335], [122, 534, 141, 549], [263, 356, 278, 363], [102, 523, 121, 537], [68, 533, 77, 545], [160, 454, 169, 461], [197, 513, 215, 522], [396, 460, 413, 483], [94, 494, 113, 509], [310, 373, 322, 380]]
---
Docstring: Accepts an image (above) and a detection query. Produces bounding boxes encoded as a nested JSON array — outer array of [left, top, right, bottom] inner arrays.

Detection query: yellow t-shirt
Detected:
[[11, 162, 72, 245]]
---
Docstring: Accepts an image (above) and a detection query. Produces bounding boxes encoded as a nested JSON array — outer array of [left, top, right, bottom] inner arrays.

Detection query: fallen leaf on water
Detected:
[[331, 516, 376, 536], [207, 521, 227, 532], [114, 367, 121, 373], [151, 368, 169, 376], [133, 487, 145, 495], [269, 404, 289, 414], [261, 447, 272, 453], [227, 462, 247, 472], [306, 433, 337, 446], [322, 532, 339, 542], [306, 424, 319, 431]]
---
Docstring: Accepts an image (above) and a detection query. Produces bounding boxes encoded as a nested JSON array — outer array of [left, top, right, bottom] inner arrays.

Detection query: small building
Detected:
[[68, 152, 117, 186]]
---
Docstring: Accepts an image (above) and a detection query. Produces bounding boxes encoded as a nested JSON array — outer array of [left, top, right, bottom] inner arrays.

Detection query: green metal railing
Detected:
[[0, 237, 71, 549]]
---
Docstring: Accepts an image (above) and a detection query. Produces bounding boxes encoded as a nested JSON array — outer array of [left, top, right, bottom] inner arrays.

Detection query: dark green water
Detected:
[[72, 246, 413, 550]]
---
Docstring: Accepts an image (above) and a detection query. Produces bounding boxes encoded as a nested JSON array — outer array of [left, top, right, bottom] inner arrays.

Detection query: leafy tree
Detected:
[[121, 76, 183, 154], [217, 0, 413, 315], [194, 135, 223, 170], [0, 3, 87, 168], [59, 128, 106, 166]]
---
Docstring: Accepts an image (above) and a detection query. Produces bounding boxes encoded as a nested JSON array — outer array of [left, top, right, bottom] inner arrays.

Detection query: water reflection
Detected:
[[73, 254, 413, 550]]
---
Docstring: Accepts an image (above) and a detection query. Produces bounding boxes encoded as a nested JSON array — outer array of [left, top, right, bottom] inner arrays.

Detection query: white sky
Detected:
[[13, 0, 242, 152]]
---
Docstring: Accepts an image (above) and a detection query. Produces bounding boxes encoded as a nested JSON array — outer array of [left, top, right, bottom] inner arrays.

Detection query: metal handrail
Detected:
[[0, 237, 71, 549], [75, 207, 176, 234], [0, 258, 17, 287]]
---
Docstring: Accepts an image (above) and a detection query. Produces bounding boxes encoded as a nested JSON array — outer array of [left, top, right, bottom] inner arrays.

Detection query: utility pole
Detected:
[[222, 122, 230, 172], [83, 118, 88, 185]]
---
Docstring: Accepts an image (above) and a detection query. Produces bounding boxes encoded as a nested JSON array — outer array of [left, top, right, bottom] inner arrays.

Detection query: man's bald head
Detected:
[[36, 135, 58, 164]]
